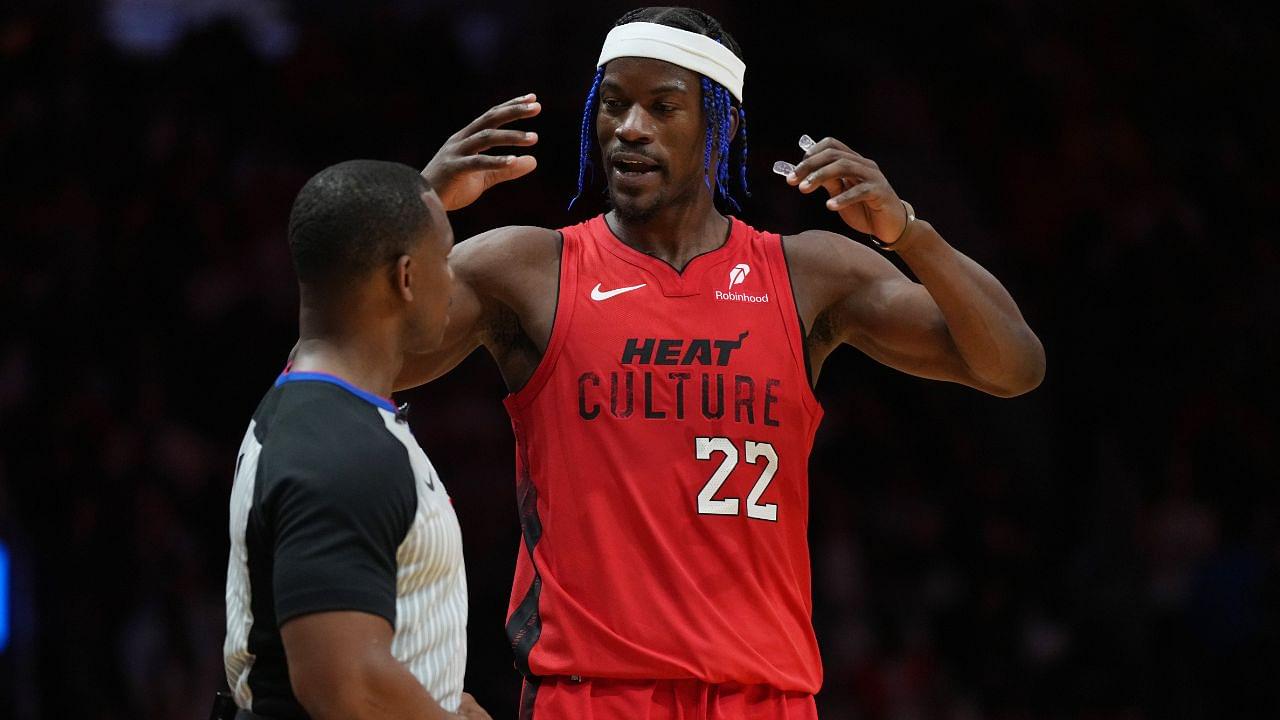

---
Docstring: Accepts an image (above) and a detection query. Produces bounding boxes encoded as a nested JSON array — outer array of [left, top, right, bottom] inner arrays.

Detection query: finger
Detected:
[[457, 154, 537, 187], [471, 93, 537, 123], [803, 136, 858, 158], [817, 177, 846, 198], [491, 154, 538, 183], [449, 154, 532, 172], [825, 182, 879, 210], [792, 147, 873, 177], [457, 128, 539, 154], [795, 158, 877, 194], [789, 149, 875, 187], [457, 95, 542, 137], [810, 140, 879, 175]]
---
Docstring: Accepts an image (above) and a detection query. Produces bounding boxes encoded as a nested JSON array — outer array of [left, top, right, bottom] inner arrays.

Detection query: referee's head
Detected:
[[287, 160, 453, 351]]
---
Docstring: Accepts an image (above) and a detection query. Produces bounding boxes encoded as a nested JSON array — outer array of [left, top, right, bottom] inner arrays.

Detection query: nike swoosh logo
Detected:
[[590, 282, 647, 301]]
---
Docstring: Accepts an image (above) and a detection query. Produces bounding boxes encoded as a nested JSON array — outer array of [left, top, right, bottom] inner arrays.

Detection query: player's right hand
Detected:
[[424, 94, 541, 211], [453, 691, 493, 720]]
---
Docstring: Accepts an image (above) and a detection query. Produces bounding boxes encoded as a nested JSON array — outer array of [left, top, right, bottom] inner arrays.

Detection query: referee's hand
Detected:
[[424, 94, 541, 211], [454, 691, 493, 720]]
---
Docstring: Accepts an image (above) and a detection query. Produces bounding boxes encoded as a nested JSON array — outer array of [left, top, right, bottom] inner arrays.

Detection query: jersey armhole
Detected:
[[504, 230, 576, 412], [767, 233, 823, 414]]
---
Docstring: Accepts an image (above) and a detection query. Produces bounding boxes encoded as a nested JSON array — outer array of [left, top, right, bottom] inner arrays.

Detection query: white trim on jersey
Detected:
[[224, 420, 262, 708], [381, 412, 468, 712]]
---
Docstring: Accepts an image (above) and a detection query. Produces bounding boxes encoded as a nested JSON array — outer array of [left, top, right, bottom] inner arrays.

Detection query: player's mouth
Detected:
[[610, 153, 662, 186]]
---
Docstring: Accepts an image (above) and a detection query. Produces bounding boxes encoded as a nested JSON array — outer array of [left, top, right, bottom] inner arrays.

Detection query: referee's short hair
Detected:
[[288, 159, 435, 291]]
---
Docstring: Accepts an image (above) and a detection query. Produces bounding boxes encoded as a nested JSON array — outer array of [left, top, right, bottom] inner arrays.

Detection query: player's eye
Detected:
[[601, 98, 625, 110], [655, 103, 678, 114]]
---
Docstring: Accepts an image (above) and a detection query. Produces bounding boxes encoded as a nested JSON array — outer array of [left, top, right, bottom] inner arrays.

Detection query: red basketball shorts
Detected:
[[520, 677, 818, 719]]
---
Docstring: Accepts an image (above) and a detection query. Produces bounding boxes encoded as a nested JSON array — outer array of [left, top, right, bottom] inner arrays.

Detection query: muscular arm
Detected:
[[395, 225, 560, 392], [283, 612, 459, 720], [788, 224, 1045, 397], [784, 135, 1044, 397]]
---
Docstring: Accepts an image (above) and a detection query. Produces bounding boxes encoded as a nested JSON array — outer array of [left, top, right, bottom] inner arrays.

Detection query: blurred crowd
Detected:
[[1, 1, 1277, 718]]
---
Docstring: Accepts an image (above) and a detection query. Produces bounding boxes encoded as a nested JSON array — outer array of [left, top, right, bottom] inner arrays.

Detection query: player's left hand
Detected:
[[786, 136, 907, 244], [423, 94, 542, 212]]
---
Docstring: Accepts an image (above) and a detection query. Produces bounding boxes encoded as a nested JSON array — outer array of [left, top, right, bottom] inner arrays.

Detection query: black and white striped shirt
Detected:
[[223, 372, 467, 718]]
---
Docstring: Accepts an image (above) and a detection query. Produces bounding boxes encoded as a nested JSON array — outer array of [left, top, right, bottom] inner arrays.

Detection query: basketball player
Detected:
[[411, 7, 1046, 718], [223, 161, 491, 720]]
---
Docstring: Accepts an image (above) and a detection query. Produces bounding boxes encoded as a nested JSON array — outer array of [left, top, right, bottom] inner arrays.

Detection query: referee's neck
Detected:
[[294, 288, 405, 399], [290, 337, 400, 400]]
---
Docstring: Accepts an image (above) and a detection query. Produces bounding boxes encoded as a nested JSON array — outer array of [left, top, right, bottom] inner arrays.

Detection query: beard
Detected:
[[610, 188, 665, 224], [607, 171, 707, 224]]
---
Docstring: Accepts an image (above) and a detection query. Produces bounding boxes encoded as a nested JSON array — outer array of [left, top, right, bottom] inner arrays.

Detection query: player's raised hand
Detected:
[[453, 691, 493, 720], [785, 135, 908, 244], [423, 94, 541, 211]]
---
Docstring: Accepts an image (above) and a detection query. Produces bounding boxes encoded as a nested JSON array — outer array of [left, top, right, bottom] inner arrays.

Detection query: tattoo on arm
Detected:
[[808, 308, 839, 349]]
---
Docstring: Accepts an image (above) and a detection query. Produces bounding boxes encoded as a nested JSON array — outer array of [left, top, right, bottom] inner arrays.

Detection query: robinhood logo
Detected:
[[717, 262, 768, 303]]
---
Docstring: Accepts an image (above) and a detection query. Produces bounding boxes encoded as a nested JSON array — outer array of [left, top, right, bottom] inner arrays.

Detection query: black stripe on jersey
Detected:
[[508, 574, 542, 677], [515, 459, 543, 551], [518, 676, 541, 720], [507, 421, 544, 678]]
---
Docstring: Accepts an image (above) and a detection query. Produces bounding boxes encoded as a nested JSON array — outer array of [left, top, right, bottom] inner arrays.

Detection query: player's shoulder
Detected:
[[451, 225, 563, 311], [452, 225, 561, 275], [782, 228, 889, 281]]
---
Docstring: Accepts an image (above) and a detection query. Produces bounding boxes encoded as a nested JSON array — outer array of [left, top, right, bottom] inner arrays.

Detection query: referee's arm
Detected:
[[283, 611, 468, 720]]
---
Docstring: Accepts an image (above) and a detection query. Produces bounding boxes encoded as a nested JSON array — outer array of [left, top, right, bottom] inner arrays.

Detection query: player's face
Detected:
[[596, 57, 713, 222], [405, 190, 455, 352]]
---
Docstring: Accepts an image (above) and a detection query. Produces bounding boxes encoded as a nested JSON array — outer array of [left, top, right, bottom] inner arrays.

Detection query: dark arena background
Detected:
[[2, 1, 1278, 717]]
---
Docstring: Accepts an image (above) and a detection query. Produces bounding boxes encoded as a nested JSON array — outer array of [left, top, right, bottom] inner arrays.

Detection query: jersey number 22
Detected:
[[695, 436, 778, 522]]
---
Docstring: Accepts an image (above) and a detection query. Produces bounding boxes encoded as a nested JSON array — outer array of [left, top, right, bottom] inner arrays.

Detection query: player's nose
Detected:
[[614, 106, 653, 143]]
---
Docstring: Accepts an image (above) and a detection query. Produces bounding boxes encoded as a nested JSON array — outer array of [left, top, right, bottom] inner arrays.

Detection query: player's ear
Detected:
[[728, 105, 740, 144], [393, 254, 414, 303]]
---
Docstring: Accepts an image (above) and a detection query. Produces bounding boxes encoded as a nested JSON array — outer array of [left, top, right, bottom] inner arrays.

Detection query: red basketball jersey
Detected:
[[504, 214, 825, 692]]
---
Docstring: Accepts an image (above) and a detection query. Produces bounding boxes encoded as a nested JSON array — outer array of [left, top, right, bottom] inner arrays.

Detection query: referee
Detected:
[[220, 160, 490, 720]]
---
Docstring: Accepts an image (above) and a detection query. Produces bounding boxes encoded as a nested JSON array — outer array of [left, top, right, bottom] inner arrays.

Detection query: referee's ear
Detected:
[[393, 254, 415, 303]]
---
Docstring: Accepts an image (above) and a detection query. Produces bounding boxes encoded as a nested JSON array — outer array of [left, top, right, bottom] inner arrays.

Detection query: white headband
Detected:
[[596, 21, 745, 102]]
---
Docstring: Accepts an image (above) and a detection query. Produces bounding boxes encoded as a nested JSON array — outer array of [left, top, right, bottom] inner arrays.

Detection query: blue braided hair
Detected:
[[716, 82, 739, 212], [737, 104, 750, 198], [701, 76, 714, 189], [571, 8, 750, 213], [708, 78, 725, 199], [568, 67, 605, 210], [712, 32, 750, 204], [697, 75, 746, 212]]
